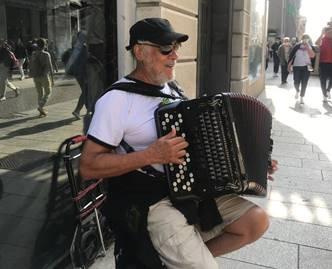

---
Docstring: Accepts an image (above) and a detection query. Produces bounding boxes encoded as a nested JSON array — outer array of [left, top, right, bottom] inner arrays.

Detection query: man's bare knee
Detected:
[[245, 206, 269, 243]]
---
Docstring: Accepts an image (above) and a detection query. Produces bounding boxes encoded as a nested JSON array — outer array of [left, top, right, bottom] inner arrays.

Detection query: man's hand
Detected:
[[146, 128, 189, 165], [267, 159, 278, 181]]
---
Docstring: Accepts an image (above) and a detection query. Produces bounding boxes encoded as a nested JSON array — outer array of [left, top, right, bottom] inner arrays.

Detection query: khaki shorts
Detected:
[[147, 194, 256, 269]]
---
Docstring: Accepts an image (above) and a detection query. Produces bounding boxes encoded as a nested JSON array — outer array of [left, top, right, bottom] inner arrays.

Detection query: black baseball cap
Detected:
[[126, 18, 189, 50]]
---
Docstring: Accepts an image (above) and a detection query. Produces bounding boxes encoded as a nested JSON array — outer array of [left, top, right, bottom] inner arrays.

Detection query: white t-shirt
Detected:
[[293, 45, 311, 67], [87, 77, 181, 171]]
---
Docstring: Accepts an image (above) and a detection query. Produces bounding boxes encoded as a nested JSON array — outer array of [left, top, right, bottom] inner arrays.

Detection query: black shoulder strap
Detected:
[[120, 140, 165, 178], [167, 80, 189, 100], [105, 80, 188, 100], [107, 82, 178, 99]]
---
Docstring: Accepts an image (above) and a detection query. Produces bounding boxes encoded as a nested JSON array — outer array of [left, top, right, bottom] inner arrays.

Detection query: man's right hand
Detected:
[[146, 128, 189, 165]]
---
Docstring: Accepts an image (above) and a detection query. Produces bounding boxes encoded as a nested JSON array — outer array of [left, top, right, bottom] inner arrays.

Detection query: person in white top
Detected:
[[288, 34, 315, 104], [80, 18, 278, 269]]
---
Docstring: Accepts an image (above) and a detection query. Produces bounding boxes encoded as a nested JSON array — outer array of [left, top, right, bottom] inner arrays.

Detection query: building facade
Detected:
[[1, 0, 269, 99], [268, 0, 302, 38]]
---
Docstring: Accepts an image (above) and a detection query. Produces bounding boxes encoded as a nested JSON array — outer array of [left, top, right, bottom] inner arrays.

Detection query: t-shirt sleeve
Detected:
[[87, 91, 129, 148]]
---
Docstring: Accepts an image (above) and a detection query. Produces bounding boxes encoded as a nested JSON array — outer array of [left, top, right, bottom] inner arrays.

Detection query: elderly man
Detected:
[[80, 18, 276, 268], [278, 37, 292, 84], [315, 22, 332, 102]]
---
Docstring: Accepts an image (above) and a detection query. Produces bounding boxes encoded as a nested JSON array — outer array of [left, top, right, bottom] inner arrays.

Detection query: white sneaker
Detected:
[[295, 92, 299, 99], [300, 97, 304, 104], [0, 96, 6, 101], [327, 91, 331, 99]]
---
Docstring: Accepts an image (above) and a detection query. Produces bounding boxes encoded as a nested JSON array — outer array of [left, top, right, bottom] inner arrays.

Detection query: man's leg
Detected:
[[148, 198, 219, 269], [205, 206, 269, 256], [319, 63, 328, 97], [40, 76, 52, 108]]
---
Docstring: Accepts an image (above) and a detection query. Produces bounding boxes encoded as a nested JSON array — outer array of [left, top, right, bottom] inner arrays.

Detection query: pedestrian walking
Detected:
[[62, 31, 88, 120], [29, 38, 54, 117], [288, 34, 316, 105], [278, 37, 292, 84], [15, 38, 28, 80], [315, 21, 332, 102], [271, 37, 281, 77], [0, 40, 20, 101]]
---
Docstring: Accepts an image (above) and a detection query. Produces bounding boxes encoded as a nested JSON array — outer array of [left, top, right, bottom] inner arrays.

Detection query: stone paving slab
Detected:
[[319, 153, 332, 161], [299, 246, 332, 269], [322, 170, 332, 181], [278, 130, 305, 138], [0, 244, 33, 269], [223, 238, 298, 269], [271, 155, 302, 168], [272, 148, 319, 160], [270, 176, 332, 194], [217, 258, 274, 269], [272, 136, 306, 145], [248, 197, 332, 226], [1, 173, 51, 199], [0, 214, 43, 247], [269, 187, 332, 209], [265, 218, 332, 251], [0, 193, 47, 221], [302, 159, 332, 171], [273, 142, 313, 153], [313, 145, 332, 154], [274, 166, 322, 180]]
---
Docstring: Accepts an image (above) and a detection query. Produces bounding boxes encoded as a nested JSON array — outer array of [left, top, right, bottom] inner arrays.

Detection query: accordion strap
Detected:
[[105, 79, 188, 100]]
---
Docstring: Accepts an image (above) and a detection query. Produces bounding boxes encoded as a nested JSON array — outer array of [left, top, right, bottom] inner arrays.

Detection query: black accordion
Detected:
[[155, 93, 273, 202]]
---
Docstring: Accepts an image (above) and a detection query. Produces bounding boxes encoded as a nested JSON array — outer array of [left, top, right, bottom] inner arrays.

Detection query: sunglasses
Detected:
[[137, 42, 181, 55]]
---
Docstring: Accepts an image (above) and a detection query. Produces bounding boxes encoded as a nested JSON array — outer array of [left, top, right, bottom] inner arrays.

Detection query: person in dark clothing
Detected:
[[79, 18, 278, 268], [288, 34, 316, 104], [15, 38, 28, 80], [62, 31, 89, 119], [271, 37, 282, 77], [0, 40, 20, 101], [277, 37, 292, 84], [315, 23, 332, 102]]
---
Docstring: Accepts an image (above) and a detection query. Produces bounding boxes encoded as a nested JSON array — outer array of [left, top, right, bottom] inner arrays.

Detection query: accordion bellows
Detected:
[[155, 93, 273, 202]]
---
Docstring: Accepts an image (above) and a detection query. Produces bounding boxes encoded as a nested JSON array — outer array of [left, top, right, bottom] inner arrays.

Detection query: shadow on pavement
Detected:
[[29, 144, 76, 269], [0, 118, 77, 140], [0, 115, 40, 128]]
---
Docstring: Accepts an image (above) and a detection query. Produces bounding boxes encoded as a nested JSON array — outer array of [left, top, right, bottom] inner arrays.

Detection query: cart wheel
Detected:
[[80, 228, 99, 264]]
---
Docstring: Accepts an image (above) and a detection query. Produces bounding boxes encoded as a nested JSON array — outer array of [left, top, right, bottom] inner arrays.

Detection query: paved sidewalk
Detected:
[[0, 70, 331, 268]]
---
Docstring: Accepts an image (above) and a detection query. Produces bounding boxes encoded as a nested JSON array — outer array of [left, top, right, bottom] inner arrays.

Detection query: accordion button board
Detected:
[[155, 93, 273, 202]]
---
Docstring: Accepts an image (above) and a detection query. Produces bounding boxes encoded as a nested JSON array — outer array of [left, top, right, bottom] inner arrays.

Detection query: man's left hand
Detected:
[[267, 159, 278, 181]]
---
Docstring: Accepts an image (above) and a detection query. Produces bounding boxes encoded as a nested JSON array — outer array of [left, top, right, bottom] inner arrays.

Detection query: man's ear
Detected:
[[133, 44, 144, 61]]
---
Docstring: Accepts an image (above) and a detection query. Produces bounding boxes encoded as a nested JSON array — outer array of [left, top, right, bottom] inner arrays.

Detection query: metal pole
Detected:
[[281, 0, 285, 37]]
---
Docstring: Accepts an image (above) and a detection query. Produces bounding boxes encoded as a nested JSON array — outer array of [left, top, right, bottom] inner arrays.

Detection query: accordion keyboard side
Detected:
[[154, 95, 246, 202], [226, 93, 273, 197]]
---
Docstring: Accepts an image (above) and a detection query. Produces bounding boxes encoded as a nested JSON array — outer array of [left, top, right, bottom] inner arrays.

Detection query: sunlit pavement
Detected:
[[217, 69, 332, 268]]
